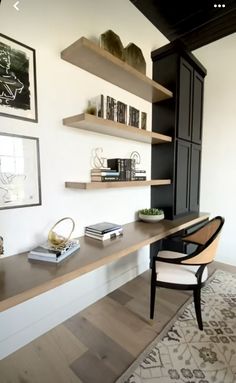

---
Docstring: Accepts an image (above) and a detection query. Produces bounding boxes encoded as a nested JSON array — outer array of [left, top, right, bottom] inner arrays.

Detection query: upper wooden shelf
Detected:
[[63, 113, 172, 144], [61, 37, 173, 103], [65, 179, 171, 190]]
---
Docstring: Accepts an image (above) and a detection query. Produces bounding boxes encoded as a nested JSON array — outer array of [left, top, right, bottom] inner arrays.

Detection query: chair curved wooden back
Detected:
[[181, 216, 224, 265]]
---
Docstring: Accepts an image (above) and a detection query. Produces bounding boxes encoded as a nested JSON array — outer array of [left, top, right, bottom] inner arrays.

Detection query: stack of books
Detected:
[[132, 169, 147, 181], [107, 158, 135, 181], [28, 239, 80, 263], [107, 158, 146, 181], [91, 168, 120, 182], [85, 222, 123, 241]]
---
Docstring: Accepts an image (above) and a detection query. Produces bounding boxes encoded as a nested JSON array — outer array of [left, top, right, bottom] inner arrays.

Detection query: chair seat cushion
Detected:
[[156, 251, 208, 285]]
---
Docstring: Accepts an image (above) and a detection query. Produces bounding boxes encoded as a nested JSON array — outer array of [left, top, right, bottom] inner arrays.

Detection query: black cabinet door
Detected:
[[178, 58, 193, 141], [175, 140, 191, 216], [192, 72, 204, 144], [189, 144, 201, 212]]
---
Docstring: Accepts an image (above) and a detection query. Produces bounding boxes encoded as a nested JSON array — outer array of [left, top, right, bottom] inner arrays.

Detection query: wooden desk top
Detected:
[[0, 213, 209, 312]]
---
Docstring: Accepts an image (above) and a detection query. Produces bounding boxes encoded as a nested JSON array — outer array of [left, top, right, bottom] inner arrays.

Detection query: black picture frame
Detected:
[[117, 101, 127, 124], [0, 33, 38, 122], [129, 106, 139, 128], [0, 132, 41, 210]]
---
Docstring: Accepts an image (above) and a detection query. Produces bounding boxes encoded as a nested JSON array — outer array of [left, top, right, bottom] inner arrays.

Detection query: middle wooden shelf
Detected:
[[63, 113, 172, 144], [65, 179, 171, 190]]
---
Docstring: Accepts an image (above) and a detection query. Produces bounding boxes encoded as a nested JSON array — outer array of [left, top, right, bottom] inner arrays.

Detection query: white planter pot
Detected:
[[139, 213, 165, 223]]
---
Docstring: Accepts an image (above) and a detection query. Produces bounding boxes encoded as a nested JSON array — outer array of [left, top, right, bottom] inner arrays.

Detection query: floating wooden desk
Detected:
[[0, 213, 209, 312]]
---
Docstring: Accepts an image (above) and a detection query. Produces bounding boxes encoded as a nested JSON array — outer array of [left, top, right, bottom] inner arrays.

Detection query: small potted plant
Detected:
[[139, 208, 164, 222]]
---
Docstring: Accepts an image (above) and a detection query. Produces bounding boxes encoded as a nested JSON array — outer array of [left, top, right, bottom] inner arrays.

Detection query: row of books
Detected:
[[91, 159, 147, 182], [88, 95, 147, 129], [85, 222, 123, 241], [28, 239, 80, 263]]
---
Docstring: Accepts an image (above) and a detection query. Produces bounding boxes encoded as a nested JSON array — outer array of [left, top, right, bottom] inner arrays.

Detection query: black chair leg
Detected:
[[193, 287, 203, 331], [150, 270, 156, 319]]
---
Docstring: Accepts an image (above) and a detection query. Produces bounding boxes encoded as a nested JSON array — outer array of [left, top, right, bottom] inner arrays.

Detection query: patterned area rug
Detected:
[[116, 270, 236, 383]]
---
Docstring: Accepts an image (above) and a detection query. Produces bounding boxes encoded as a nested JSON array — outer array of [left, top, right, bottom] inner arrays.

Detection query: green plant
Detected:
[[139, 208, 164, 216]]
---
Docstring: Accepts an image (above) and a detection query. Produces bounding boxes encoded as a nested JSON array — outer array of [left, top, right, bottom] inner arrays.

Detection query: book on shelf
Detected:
[[133, 176, 146, 181], [28, 241, 80, 263], [91, 170, 119, 176], [85, 222, 122, 234], [134, 169, 146, 173], [90, 167, 111, 172], [91, 176, 120, 182], [107, 158, 135, 181], [85, 228, 123, 241]]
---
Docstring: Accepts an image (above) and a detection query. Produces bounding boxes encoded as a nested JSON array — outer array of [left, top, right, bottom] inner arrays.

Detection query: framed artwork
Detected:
[[129, 106, 139, 128], [106, 96, 116, 121], [141, 111, 147, 130], [117, 101, 127, 124], [0, 33, 38, 122], [0, 132, 41, 210]]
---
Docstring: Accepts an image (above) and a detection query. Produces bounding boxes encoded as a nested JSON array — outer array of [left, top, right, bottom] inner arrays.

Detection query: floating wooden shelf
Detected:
[[61, 37, 173, 102], [63, 113, 172, 144], [65, 179, 171, 190]]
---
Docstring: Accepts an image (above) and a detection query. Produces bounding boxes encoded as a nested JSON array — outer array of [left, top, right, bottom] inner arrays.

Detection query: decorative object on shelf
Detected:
[[130, 151, 141, 167], [129, 106, 139, 128], [86, 94, 105, 118], [0, 33, 38, 122], [123, 42, 146, 74], [139, 208, 164, 222], [48, 217, 75, 250], [91, 147, 107, 169], [0, 236, 3, 255], [117, 101, 127, 124], [100, 30, 124, 61], [130, 151, 146, 180], [0, 132, 41, 210], [141, 111, 147, 130], [106, 96, 116, 121]]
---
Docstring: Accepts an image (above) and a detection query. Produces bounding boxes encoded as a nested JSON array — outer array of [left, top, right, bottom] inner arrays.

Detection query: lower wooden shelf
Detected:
[[65, 179, 171, 190]]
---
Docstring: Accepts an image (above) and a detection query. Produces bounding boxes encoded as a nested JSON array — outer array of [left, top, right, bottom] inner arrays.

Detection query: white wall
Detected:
[[0, 0, 168, 255], [194, 33, 236, 266], [0, 0, 169, 357]]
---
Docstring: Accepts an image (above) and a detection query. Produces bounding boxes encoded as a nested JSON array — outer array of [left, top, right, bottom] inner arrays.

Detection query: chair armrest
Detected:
[[156, 256, 189, 264]]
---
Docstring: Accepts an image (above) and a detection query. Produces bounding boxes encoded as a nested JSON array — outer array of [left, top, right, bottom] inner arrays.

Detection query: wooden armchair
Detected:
[[150, 216, 225, 330]]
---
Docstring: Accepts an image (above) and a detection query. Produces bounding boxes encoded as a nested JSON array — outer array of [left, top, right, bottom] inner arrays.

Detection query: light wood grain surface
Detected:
[[65, 179, 171, 190], [61, 37, 173, 103], [63, 113, 172, 144], [0, 261, 233, 383], [0, 213, 209, 312]]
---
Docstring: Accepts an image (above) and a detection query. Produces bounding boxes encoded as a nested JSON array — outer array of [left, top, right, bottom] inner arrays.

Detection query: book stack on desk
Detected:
[[28, 239, 80, 263], [85, 222, 123, 241]]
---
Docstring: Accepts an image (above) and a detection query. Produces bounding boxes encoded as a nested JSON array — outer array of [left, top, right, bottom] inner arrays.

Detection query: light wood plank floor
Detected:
[[0, 261, 235, 383]]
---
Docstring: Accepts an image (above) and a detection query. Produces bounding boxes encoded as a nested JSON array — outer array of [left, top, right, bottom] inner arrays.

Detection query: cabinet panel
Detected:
[[175, 140, 191, 216], [189, 144, 201, 212], [178, 58, 192, 141], [192, 72, 204, 144]]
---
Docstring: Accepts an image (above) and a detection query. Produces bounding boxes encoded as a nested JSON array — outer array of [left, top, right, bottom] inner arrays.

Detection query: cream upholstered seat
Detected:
[[156, 257, 208, 285], [150, 216, 224, 330]]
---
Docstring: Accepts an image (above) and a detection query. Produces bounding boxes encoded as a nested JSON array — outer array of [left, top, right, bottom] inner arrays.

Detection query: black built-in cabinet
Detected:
[[151, 42, 207, 221]]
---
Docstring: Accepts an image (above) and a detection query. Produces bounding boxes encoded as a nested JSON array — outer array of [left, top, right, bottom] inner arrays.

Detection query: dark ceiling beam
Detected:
[[130, 0, 236, 51], [177, 9, 236, 50]]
